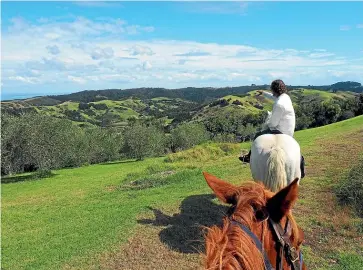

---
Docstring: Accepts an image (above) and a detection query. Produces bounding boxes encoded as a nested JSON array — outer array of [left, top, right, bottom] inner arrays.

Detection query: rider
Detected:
[[240, 79, 305, 178]]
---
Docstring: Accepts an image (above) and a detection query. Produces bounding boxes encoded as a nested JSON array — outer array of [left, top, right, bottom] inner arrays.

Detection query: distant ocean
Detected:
[[1, 92, 45, 101]]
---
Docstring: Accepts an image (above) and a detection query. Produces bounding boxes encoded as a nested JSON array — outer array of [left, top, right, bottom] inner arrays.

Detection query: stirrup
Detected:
[[239, 155, 250, 163]]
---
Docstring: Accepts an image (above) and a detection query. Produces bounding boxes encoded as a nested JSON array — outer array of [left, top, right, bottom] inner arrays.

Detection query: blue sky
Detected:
[[1, 1, 363, 100]]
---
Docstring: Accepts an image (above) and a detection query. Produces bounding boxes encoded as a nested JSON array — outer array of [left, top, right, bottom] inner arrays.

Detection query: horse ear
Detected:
[[203, 172, 238, 205], [266, 177, 299, 222]]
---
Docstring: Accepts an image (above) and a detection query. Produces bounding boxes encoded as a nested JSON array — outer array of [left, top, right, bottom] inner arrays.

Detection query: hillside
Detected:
[[2, 87, 358, 129], [1, 96, 198, 128], [2, 115, 363, 270], [192, 89, 357, 123], [45, 81, 363, 104]]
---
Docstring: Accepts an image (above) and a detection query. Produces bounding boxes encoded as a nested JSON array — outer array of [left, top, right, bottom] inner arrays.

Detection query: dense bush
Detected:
[[295, 94, 363, 130], [1, 113, 123, 175], [122, 123, 167, 160], [211, 133, 238, 143], [232, 100, 243, 106], [170, 122, 210, 152], [85, 127, 123, 164], [335, 158, 363, 217], [202, 110, 266, 140], [90, 103, 108, 110], [237, 123, 257, 142], [78, 102, 90, 110], [209, 99, 229, 107]]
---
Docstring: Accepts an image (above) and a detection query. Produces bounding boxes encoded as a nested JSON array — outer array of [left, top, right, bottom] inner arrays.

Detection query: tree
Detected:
[[237, 123, 257, 142], [355, 94, 363, 116], [170, 122, 210, 152], [1, 113, 32, 175], [1, 113, 89, 175], [323, 101, 341, 124], [25, 114, 88, 170], [78, 102, 90, 110], [122, 124, 166, 160], [85, 127, 122, 164]]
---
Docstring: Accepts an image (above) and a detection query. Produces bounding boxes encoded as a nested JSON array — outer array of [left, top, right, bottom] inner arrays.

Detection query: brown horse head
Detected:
[[202, 172, 307, 270]]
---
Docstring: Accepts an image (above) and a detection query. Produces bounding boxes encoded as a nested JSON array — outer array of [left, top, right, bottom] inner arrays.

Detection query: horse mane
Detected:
[[203, 181, 299, 270], [204, 219, 266, 270]]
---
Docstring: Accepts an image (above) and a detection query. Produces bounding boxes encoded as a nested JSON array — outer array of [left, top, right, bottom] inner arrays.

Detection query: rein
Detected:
[[230, 217, 303, 270]]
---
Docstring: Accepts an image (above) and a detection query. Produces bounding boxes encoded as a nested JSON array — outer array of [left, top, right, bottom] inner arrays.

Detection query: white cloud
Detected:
[[174, 50, 211, 57], [46, 45, 61, 55], [90, 47, 114, 60], [8, 76, 40, 84], [357, 24, 363, 29], [308, 52, 335, 58], [2, 15, 362, 96], [340, 25, 351, 31], [68, 75, 87, 84], [142, 61, 152, 70], [129, 45, 154, 56], [178, 59, 187, 65]]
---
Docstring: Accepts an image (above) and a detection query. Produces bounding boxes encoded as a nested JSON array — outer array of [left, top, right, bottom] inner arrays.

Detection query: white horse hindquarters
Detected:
[[249, 134, 302, 192], [250, 141, 270, 184], [277, 135, 301, 185], [250, 135, 283, 191]]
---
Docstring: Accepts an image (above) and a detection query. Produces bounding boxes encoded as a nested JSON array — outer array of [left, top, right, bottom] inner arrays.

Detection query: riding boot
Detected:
[[300, 155, 305, 179], [239, 150, 251, 163]]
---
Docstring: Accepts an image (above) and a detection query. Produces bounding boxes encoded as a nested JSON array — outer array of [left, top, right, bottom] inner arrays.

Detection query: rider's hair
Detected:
[[270, 79, 287, 95]]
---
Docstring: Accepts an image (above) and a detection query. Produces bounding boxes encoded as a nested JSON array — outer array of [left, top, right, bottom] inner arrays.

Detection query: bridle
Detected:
[[228, 212, 303, 270]]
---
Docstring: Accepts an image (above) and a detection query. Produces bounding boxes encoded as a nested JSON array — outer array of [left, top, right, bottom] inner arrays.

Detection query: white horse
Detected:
[[249, 112, 302, 192]]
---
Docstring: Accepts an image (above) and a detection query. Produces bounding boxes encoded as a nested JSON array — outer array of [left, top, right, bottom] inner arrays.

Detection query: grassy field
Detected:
[[2, 116, 363, 270]]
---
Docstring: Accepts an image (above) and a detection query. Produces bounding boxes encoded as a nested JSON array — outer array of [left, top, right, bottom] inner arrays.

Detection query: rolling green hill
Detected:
[[1, 87, 359, 129], [1, 96, 198, 128], [2, 115, 363, 270], [192, 89, 357, 124]]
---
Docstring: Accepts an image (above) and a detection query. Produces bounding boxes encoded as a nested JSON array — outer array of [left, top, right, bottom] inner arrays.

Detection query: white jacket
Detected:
[[262, 91, 296, 137]]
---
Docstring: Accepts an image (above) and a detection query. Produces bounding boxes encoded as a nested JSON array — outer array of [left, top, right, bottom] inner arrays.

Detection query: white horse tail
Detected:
[[266, 146, 287, 192]]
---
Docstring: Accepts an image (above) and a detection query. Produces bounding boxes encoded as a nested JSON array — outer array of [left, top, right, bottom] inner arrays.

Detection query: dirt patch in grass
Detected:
[[104, 170, 177, 192], [120, 171, 176, 191], [96, 194, 229, 270], [98, 225, 203, 270]]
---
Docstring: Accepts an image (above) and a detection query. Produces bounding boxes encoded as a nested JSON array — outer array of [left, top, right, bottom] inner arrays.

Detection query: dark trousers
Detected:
[[253, 128, 283, 140]]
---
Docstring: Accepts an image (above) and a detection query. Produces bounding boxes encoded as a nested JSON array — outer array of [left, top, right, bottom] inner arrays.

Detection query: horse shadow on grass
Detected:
[[137, 194, 229, 254]]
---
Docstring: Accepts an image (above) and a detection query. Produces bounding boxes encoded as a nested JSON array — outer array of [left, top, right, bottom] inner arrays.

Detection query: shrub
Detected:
[[90, 103, 108, 110], [232, 100, 243, 106], [212, 133, 238, 143], [0, 113, 123, 175], [122, 123, 166, 160], [164, 144, 226, 163], [33, 169, 53, 179], [170, 122, 210, 152], [85, 127, 123, 164], [335, 158, 363, 217], [78, 102, 90, 110]]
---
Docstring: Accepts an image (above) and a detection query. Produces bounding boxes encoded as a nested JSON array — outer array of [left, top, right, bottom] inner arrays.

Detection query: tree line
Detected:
[[1, 113, 211, 176], [295, 94, 363, 130]]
